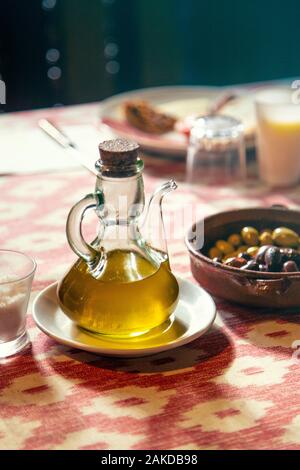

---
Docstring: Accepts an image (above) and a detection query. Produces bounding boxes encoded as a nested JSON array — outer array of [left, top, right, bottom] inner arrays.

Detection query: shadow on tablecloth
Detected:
[[45, 324, 234, 376]]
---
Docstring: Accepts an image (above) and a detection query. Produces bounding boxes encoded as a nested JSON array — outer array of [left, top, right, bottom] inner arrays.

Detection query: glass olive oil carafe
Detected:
[[58, 139, 179, 338]]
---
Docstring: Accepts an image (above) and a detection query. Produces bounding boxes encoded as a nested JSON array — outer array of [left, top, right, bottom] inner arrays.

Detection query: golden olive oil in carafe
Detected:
[[58, 249, 179, 337], [60, 138, 179, 338]]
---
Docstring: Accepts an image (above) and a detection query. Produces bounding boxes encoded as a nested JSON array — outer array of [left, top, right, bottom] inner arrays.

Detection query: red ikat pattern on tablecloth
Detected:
[[0, 107, 300, 449]]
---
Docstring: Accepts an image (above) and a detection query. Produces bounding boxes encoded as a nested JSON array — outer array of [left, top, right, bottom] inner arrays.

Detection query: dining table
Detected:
[[1, 100, 300, 451]]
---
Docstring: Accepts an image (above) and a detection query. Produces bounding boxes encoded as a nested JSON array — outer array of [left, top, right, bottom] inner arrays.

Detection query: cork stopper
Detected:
[[98, 138, 140, 168]]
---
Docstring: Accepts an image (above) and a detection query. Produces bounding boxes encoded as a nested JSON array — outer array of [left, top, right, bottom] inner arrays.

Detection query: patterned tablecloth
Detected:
[[1, 104, 300, 450]]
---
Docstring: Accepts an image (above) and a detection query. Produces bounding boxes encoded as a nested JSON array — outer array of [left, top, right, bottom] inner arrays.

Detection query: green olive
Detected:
[[236, 245, 249, 255], [224, 256, 247, 268], [259, 231, 273, 245], [216, 240, 234, 255], [272, 227, 299, 248], [247, 246, 259, 257], [241, 226, 259, 246], [209, 247, 222, 259], [227, 233, 242, 247], [223, 251, 237, 261]]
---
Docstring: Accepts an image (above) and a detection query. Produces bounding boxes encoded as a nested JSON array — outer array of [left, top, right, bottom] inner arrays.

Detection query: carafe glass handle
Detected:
[[66, 193, 106, 277]]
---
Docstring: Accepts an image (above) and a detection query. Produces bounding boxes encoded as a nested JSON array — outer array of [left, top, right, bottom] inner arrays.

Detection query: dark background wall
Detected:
[[0, 0, 299, 112]]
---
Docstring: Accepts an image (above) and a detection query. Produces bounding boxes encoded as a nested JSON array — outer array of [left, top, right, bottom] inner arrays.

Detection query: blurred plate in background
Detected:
[[99, 86, 258, 156]]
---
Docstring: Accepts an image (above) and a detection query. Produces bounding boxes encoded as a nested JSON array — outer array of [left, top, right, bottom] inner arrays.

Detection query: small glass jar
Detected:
[[186, 115, 246, 185], [0, 250, 36, 358]]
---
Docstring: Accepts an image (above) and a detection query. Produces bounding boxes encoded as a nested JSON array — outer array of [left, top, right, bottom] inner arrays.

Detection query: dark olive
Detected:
[[280, 248, 300, 267], [259, 264, 269, 272], [240, 260, 259, 271], [255, 245, 272, 264], [238, 252, 252, 261], [283, 261, 299, 272], [264, 246, 282, 272]]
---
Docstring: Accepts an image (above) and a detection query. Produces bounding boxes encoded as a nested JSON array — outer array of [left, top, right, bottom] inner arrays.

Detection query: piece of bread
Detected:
[[124, 100, 176, 134]]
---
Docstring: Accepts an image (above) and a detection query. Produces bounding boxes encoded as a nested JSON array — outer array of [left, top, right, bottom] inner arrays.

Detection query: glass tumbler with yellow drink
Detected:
[[255, 87, 300, 187]]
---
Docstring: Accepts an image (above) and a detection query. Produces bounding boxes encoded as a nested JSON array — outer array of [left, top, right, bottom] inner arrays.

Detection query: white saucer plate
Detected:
[[32, 277, 216, 357]]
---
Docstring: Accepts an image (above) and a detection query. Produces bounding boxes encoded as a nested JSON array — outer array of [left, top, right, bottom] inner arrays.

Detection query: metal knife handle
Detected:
[[38, 119, 76, 149]]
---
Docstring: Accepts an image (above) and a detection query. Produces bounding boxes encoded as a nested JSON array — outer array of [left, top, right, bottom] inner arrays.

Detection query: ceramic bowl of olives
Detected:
[[186, 207, 300, 308]]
